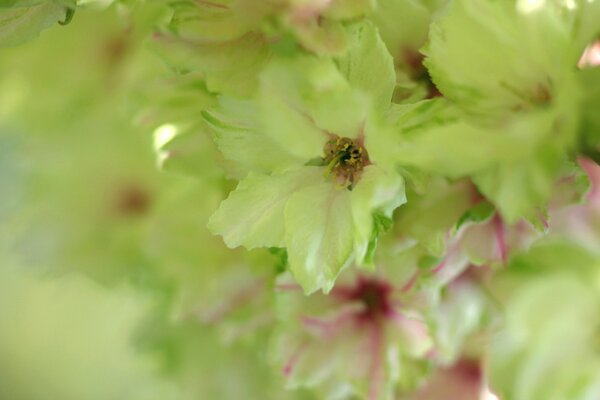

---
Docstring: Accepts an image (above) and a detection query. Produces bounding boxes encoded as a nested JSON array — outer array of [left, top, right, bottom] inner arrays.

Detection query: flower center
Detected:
[[323, 135, 369, 189], [350, 277, 393, 321], [113, 182, 151, 217]]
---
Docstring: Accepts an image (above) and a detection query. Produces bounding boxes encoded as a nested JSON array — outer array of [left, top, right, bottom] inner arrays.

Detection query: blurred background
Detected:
[[0, 6, 317, 400]]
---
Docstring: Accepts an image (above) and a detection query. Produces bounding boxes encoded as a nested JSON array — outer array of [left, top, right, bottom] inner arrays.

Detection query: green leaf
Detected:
[[455, 201, 495, 230], [364, 211, 392, 264], [269, 247, 289, 274]]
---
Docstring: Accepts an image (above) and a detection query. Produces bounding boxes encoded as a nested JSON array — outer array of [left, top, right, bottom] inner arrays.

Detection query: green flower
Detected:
[[154, 0, 272, 97], [393, 0, 600, 222], [207, 22, 405, 293], [489, 242, 600, 400]]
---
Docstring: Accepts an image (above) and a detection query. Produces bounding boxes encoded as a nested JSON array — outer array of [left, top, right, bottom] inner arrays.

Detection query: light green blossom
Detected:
[[489, 242, 600, 400], [208, 22, 405, 293], [393, 0, 600, 222]]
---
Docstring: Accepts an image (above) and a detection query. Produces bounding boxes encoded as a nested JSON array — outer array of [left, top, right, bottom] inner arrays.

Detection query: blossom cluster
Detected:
[[1, 0, 600, 399]]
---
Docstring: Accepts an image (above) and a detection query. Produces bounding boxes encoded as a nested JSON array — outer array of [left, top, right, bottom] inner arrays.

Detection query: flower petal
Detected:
[[285, 182, 354, 294], [208, 167, 321, 249], [351, 165, 406, 264]]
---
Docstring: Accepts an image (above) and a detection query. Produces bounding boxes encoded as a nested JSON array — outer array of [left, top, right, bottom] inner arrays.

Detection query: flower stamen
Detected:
[[322, 135, 369, 189]]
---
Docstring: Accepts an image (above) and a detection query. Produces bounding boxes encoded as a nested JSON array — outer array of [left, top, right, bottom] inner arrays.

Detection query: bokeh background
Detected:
[[0, 7, 317, 400]]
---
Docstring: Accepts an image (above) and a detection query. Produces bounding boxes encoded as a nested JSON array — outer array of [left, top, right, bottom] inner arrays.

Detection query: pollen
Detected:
[[322, 135, 369, 189]]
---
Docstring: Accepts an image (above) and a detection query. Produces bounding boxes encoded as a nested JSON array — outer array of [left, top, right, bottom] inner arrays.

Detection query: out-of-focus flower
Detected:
[[270, 268, 434, 400], [488, 242, 600, 400]]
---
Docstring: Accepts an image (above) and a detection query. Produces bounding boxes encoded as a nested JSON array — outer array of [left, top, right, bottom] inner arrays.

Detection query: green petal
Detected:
[[153, 123, 223, 181], [423, 0, 575, 115], [290, 17, 348, 56], [350, 165, 406, 264], [204, 97, 305, 177], [473, 144, 565, 223], [394, 178, 472, 256], [491, 276, 600, 399], [167, 0, 254, 43], [260, 56, 368, 147], [370, 0, 431, 55], [336, 20, 395, 110], [324, 0, 375, 19], [208, 167, 321, 249], [396, 119, 525, 178], [431, 280, 495, 364], [153, 32, 269, 98], [0, 1, 66, 47], [284, 182, 354, 294]]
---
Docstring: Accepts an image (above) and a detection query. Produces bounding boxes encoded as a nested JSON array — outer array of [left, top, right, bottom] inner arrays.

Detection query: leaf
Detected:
[[455, 201, 495, 230], [364, 211, 393, 264]]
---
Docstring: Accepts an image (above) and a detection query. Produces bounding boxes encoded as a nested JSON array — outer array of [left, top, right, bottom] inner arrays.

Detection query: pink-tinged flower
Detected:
[[406, 358, 484, 400], [180, 267, 275, 344], [448, 162, 596, 271], [451, 210, 540, 270], [270, 269, 434, 400], [392, 179, 540, 291], [282, 0, 376, 55], [548, 157, 600, 252]]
